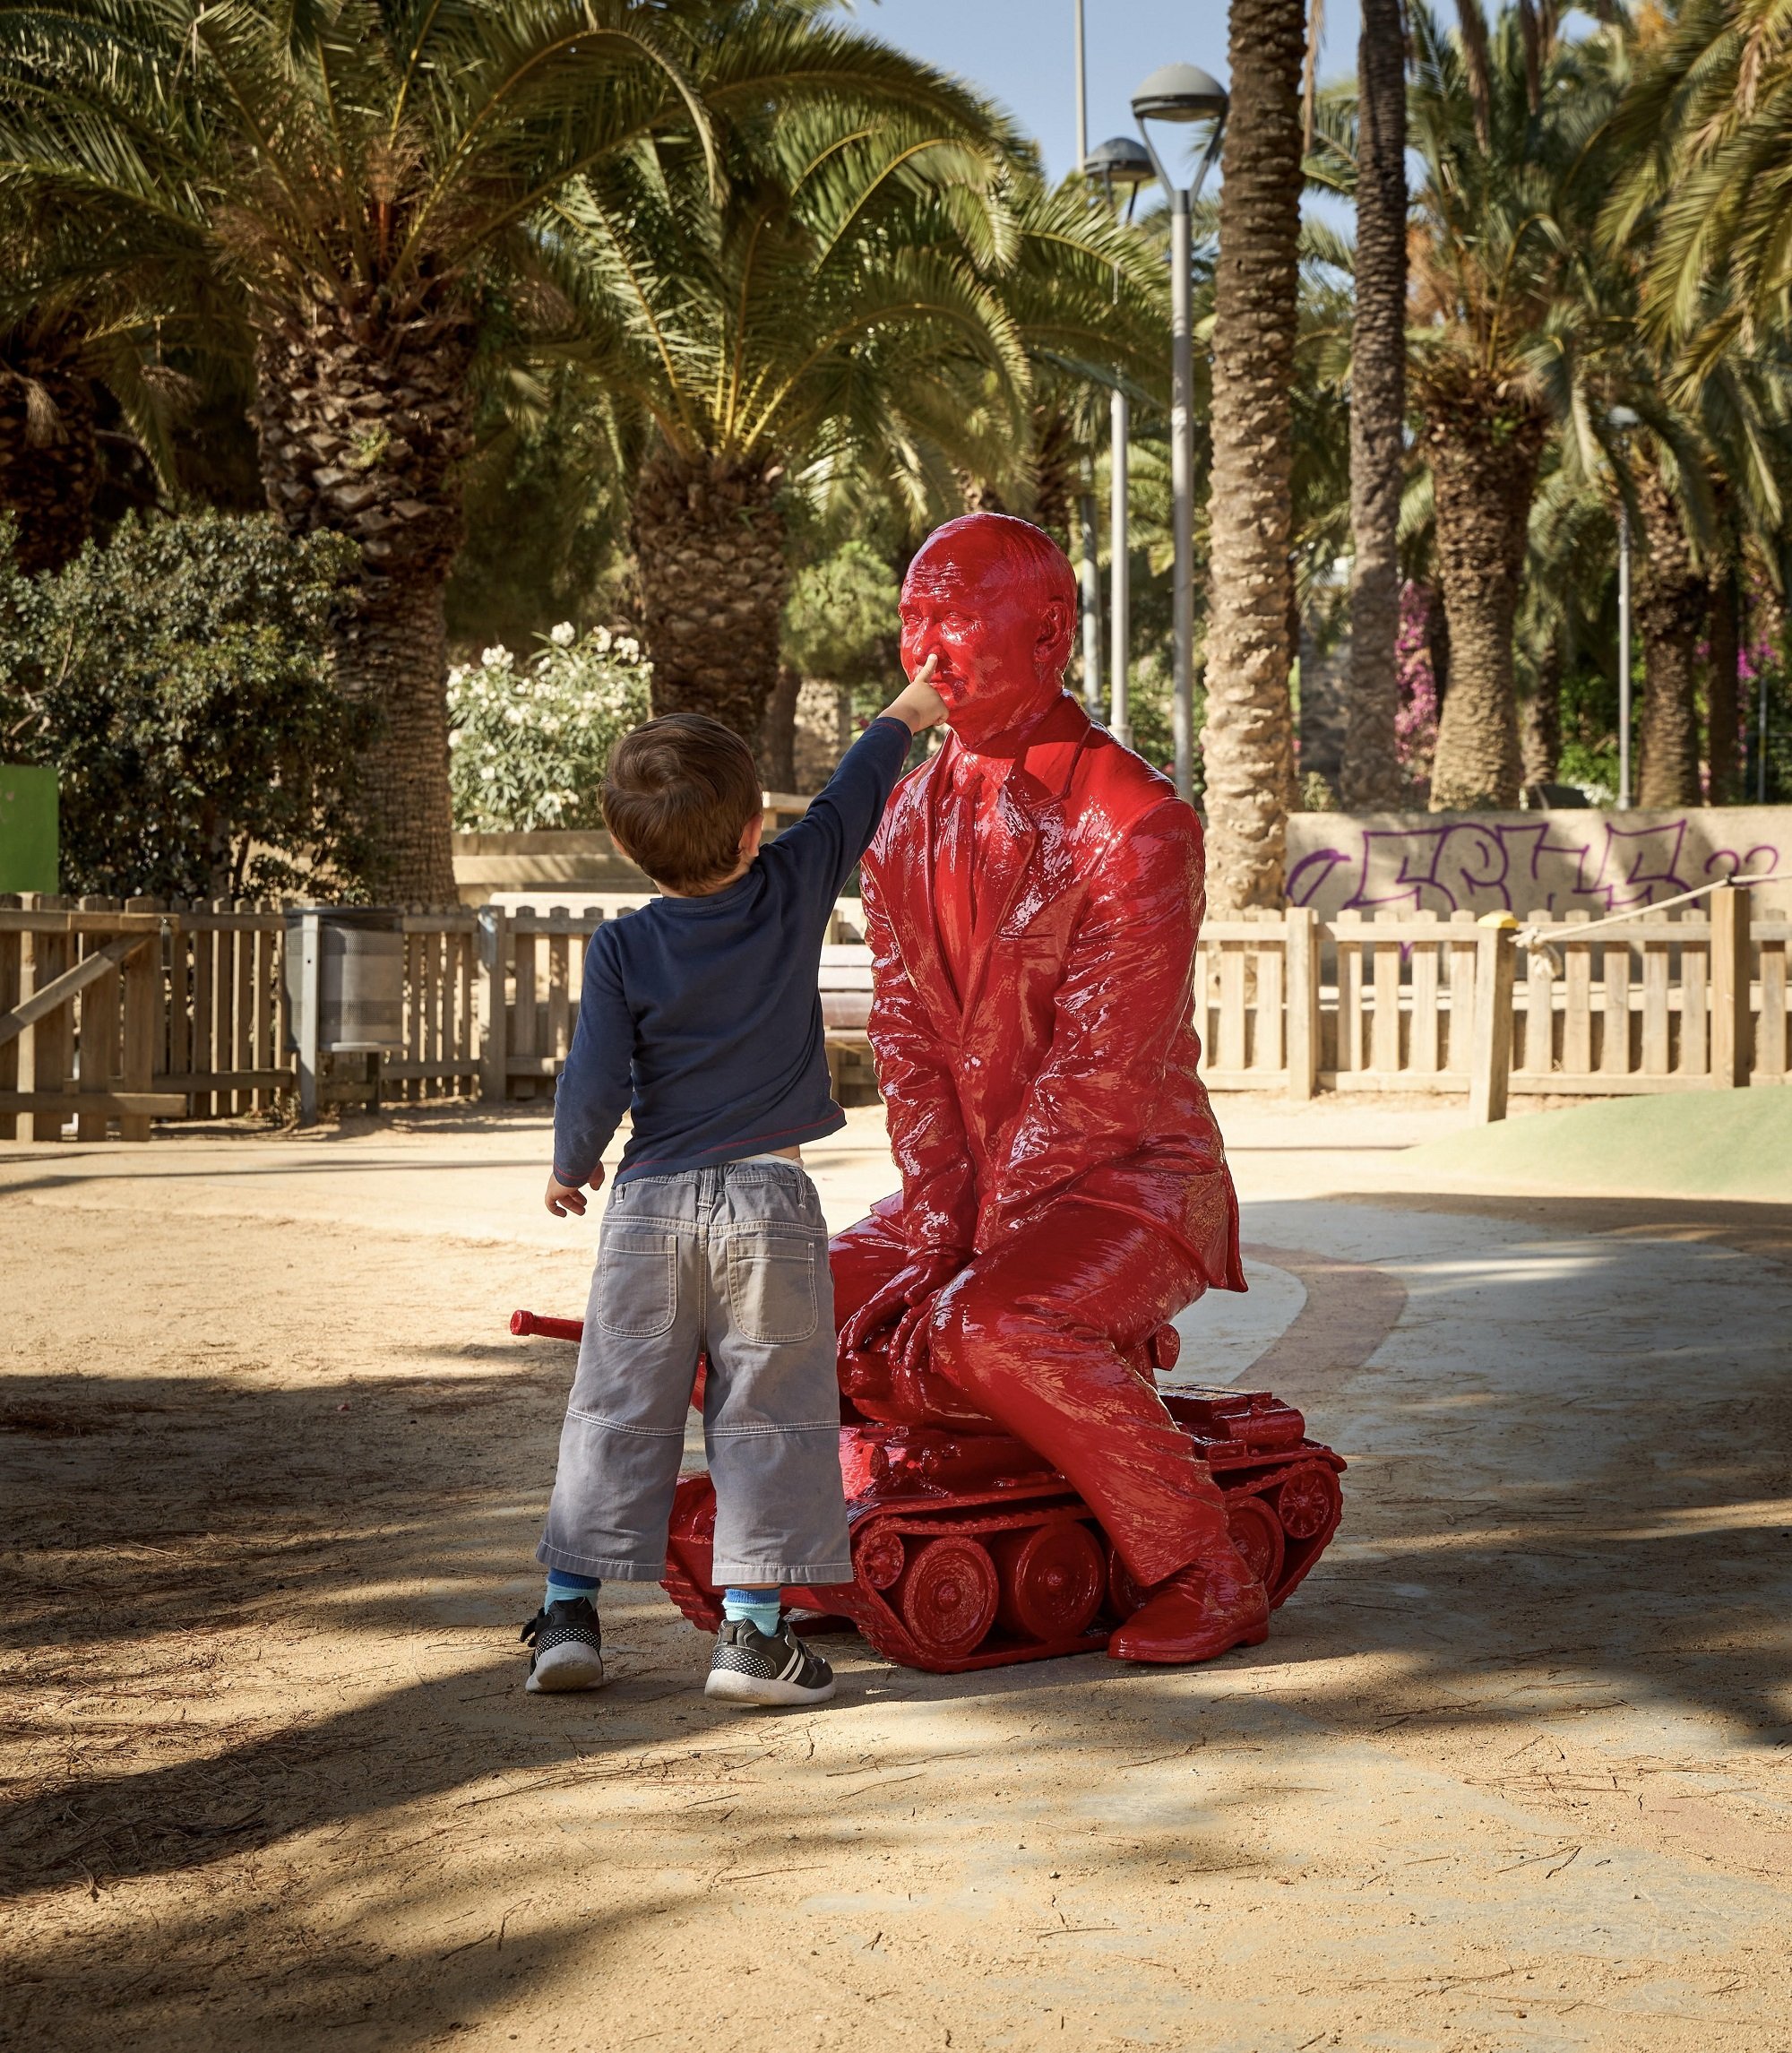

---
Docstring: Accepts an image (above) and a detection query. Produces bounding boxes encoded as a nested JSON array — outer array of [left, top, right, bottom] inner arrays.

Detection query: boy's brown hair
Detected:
[[601, 714, 762, 891]]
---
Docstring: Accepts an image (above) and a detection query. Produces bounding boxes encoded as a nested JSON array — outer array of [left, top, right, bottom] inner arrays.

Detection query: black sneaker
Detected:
[[521, 1597, 605, 1694], [705, 1617, 836, 1707]]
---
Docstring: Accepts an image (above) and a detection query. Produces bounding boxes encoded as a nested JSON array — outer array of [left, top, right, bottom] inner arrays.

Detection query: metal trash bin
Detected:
[[284, 907, 406, 1122]]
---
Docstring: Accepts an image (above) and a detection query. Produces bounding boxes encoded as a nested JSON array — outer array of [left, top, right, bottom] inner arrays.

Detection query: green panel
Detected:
[[0, 765, 58, 895]]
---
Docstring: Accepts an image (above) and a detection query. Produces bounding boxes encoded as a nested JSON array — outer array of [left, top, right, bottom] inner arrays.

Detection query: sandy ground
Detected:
[[3, 1097, 1791, 2053]]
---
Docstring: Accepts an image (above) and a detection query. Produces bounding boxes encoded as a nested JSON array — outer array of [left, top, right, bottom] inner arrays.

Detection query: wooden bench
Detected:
[[821, 943, 879, 1104]]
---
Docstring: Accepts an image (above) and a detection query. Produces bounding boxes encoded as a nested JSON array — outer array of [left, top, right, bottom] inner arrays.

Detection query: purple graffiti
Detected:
[[1287, 813, 1784, 919]]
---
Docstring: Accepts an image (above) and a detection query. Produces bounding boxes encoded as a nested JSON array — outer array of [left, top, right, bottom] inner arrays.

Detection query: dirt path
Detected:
[[3, 1106, 1790, 2053]]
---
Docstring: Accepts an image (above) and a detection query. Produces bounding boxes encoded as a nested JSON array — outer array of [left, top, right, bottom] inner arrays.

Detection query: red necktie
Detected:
[[934, 747, 985, 1001]]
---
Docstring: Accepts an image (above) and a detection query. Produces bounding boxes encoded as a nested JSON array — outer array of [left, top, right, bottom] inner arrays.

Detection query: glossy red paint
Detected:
[[844, 513, 1257, 1614]]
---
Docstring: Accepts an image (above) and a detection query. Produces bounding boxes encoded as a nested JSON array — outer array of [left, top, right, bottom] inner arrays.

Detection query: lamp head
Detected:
[[1131, 61, 1229, 125], [1084, 135, 1155, 193]]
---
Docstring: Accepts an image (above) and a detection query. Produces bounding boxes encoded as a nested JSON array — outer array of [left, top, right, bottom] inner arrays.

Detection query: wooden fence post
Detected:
[[1468, 915, 1518, 1125], [119, 896, 160, 1142], [480, 905, 509, 1104], [1710, 880, 1753, 1090], [0, 895, 18, 1141], [1284, 904, 1319, 1102]]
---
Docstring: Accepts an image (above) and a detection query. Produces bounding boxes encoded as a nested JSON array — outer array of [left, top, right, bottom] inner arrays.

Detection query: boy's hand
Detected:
[[883, 653, 947, 734], [545, 1168, 601, 1217]]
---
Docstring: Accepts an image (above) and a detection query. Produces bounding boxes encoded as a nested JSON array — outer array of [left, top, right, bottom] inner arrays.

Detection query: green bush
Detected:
[[447, 625, 651, 832], [0, 511, 368, 899]]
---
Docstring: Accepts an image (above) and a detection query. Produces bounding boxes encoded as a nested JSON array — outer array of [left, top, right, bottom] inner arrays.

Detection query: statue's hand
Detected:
[[839, 1248, 966, 1364]]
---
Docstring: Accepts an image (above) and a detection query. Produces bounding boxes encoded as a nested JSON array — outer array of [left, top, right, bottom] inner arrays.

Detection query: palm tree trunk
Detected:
[[1706, 560, 1741, 804], [1340, 0, 1409, 812], [633, 450, 788, 745], [0, 337, 101, 577], [254, 295, 472, 903], [1520, 642, 1562, 788], [1633, 461, 1702, 808], [1202, 0, 1306, 910], [1421, 372, 1544, 810], [760, 661, 801, 792]]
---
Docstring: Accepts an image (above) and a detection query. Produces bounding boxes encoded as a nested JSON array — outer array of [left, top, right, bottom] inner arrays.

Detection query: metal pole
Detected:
[[297, 910, 320, 1127], [1170, 184, 1194, 802], [1073, 0, 1088, 171], [1109, 386, 1131, 746], [1077, 489, 1103, 714], [1617, 504, 1632, 811]]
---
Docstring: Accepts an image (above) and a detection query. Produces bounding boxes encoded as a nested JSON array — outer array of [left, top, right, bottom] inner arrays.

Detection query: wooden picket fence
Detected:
[[0, 895, 481, 1141], [1190, 884, 1788, 1105], [3, 882, 1785, 1143]]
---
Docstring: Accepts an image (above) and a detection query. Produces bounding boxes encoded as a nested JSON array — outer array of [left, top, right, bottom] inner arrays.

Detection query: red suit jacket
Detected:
[[860, 692, 1245, 1295]]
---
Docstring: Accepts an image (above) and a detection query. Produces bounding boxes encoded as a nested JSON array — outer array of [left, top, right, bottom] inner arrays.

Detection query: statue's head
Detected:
[[899, 513, 1076, 746]]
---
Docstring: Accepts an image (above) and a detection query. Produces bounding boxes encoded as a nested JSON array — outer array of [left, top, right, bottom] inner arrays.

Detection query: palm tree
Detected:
[[1608, 0, 1792, 369], [1404, 3, 1610, 811], [1340, 0, 1410, 811], [1202, 0, 1308, 910], [553, 78, 1164, 740], [0, 0, 728, 899]]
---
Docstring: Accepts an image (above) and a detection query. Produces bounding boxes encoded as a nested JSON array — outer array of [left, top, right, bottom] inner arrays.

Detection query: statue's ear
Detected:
[[1037, 596, 1075, 672]]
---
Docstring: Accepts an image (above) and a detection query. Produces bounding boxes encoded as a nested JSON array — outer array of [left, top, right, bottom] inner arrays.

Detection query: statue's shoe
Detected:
[[1107, 1562, 1270, 1666]]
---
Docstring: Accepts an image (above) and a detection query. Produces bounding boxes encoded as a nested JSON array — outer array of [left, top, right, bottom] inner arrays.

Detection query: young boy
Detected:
[[525, 660, 945, 1707]]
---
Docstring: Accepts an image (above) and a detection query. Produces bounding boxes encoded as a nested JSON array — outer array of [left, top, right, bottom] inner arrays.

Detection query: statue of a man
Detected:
[[830, 512, 1268, 1665]]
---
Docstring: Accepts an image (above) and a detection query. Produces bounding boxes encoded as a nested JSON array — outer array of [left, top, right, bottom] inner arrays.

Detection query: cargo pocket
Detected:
[[728, 1231, 819, 1344], [595, 1232, 678, 1338]]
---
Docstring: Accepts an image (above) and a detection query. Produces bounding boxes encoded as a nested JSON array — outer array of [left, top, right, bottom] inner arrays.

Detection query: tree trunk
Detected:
[[0, 335, 101, 577], [1419, 370, 1544, 810], [1340, 0, 1409, 812], [633, 449, 788, 745], [254, 294, 472, 902], [1633, 460, 1702, 808], [759, 661, 801, 793], [1520, 642, 1562, 788], [1201, 0, 1306, 910], [1706, 559, 1741, 805]]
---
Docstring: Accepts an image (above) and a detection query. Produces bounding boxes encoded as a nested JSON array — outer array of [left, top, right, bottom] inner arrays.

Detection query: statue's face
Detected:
[[899, 522, 1073, 746]]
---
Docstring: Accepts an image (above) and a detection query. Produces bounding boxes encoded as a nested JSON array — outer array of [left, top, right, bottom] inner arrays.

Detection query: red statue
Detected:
[[824, 513, 1271, 1663], [511, 513, 1348, 1673]]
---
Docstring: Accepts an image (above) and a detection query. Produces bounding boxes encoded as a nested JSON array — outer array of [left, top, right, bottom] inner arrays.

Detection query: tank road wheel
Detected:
[[1226, 1495, 1287, 1595], [1273, 1465, 1341, 1542], [993, 1522, 1106, 1642], [853, 1522, 907, 1592], [896, 1537, 1000, 1662]]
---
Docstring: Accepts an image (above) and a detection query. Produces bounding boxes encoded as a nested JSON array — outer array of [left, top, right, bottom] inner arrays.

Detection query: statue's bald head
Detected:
[[899, 514, 1076, 745]]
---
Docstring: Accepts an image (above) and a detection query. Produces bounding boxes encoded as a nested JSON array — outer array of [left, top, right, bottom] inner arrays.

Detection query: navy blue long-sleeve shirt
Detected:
[[552, 716, 913, 1186]]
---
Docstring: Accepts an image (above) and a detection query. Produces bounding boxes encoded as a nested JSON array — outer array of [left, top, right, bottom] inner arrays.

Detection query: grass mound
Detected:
[[1404, 1089, 1792, 1202]]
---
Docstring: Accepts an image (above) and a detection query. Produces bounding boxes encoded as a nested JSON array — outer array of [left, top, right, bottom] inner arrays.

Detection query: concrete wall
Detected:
[[1286, 806, 1792, 919]]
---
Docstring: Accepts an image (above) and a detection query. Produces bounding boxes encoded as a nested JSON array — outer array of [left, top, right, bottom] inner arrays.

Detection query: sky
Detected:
[[853, 0, 1365, 185]]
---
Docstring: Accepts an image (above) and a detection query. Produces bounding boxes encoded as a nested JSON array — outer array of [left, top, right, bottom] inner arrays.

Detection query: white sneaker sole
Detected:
[[525, 1643, 606, 1693], [703, 1668, 836, 1708]]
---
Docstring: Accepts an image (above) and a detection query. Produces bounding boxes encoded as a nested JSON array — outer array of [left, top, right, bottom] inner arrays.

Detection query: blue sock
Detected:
[[545, 1572, 599, 1610], [722, 1587, 781, 1635]]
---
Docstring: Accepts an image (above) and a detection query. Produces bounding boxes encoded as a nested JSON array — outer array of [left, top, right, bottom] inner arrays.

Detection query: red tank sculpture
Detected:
[[510, 1310, 1345, 1672], [510, 509, 1348, 1672]]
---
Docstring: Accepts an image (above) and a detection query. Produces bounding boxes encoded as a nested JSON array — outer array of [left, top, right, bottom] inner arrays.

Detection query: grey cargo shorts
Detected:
[[537, 1160, 851, 1587]]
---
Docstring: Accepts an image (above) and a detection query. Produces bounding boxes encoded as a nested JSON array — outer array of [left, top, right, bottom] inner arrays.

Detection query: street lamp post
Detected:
[[1133, 64, 1228, 804], [1609, 406, 1640, 811], [1084, 135, 1155, 749]]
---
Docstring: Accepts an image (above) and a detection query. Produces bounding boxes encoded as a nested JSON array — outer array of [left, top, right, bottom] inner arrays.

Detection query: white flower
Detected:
[[448, 729, 465, 749], [504, 706, 525, 726], [550, 621, 576, 647], [481, 644, 513, 670], [616, 636, 641, 663], [480, 764, 497, 781], [592, 626, 613, 654]]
